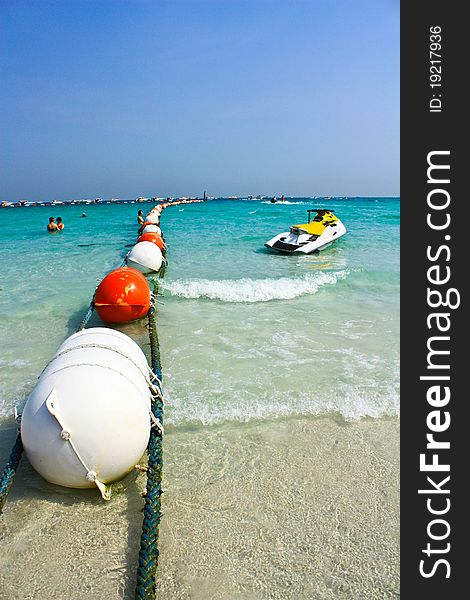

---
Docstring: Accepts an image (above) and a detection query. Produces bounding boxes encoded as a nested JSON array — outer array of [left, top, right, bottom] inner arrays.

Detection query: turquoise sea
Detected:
[[0, 197, 400, 599], [0, 197, 399, 424]]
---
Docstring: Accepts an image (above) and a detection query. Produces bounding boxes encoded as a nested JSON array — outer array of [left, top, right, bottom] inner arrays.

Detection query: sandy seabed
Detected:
[[0, 415, 399, 599]]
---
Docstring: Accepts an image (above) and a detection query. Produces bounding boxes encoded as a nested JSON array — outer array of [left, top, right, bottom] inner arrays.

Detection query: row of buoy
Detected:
[[20, 205, 170, 493], [95, 204, 166, 324], [125, 205, 164, 276], [20, 199, 201, 493]]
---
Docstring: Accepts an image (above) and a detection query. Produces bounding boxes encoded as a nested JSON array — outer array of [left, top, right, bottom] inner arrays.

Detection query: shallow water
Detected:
[[0, 197, 399, 598], [0, 197, 399, 425], [0, 415, 399, 599]]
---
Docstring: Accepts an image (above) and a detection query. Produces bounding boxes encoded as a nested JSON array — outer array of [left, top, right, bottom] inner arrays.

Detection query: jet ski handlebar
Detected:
[[307, 208, 335, 223]]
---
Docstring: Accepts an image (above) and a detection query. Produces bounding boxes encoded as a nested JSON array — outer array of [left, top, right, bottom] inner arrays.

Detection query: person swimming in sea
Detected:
[[47, 217, 58, 232], [56, 217, 64, 230], [137, 209, 145, 225]]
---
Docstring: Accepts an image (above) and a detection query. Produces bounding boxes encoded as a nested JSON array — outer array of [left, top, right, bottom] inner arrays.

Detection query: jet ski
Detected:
[[264, 209, 347, 254]]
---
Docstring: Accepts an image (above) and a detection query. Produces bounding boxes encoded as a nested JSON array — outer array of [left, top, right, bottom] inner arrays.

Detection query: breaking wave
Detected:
[[160, 270, 349, 303], [164, 387, 400, 427]]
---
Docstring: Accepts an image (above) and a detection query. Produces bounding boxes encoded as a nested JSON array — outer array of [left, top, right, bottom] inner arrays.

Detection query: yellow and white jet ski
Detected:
[[265, 209, 347, 254]]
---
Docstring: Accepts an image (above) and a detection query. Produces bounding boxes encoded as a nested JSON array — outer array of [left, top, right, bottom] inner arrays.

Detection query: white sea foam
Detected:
[[161, 270, 349, 303], [0, 358, 29, 368], [163, 386, 400, 427]]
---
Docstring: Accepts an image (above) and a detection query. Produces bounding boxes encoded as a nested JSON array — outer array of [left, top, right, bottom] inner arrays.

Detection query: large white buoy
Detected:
[[141, 224, 161, 235], [125, 241, 163, 274], [21, 328, 152, 496]]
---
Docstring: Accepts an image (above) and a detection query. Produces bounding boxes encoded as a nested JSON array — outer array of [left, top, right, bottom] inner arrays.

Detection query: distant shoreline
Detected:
[[1, 196, 401, 208]]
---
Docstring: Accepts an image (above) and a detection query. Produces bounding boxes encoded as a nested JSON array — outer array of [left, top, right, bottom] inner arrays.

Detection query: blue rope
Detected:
[[77, 300, 95, 331], [135, 288, 164, 599], [0, 430, 23, 514]]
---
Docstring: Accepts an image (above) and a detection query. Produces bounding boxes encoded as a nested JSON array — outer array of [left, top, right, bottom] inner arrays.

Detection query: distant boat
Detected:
[[228, 196, 238, 199]]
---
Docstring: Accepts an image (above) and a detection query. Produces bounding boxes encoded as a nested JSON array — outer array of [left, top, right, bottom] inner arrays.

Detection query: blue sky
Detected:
[[0, 0, 399, 200]]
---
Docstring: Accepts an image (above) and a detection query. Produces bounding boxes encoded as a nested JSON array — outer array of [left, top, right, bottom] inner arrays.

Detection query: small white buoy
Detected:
[[125, 241, 163, 274], [141, 224, 161, 236], [145, 213, 160, 225]]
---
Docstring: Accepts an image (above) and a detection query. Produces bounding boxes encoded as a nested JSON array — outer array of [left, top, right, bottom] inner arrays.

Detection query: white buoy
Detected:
[[125, 241, 163, 274], [141, 224, 161, 236], [145, 212, 160, 225], [21, 328, 152, 495]]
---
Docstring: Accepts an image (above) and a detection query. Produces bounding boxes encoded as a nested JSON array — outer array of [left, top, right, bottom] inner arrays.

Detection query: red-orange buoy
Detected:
[[137, 232, 165, 250], [94, 267, 151, 323]]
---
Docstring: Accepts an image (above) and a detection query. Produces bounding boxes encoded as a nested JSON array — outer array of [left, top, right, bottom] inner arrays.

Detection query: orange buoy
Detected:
[[94, 267, 151, 323], [137, 232, 165, 250]]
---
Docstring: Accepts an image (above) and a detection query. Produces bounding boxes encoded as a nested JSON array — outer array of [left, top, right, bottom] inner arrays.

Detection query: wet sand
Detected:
[[0, 415, 399, 599]]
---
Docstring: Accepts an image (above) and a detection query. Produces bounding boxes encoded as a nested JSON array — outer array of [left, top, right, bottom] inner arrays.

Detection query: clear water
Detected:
[[0, 197, 399, 425], [0, 197, 400, 598]]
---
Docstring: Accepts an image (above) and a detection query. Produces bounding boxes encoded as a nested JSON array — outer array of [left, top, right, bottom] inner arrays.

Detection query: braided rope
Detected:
[[0, 430, 23, 515], [135, 285, 164, 599], [77, 300, 95, 331]]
